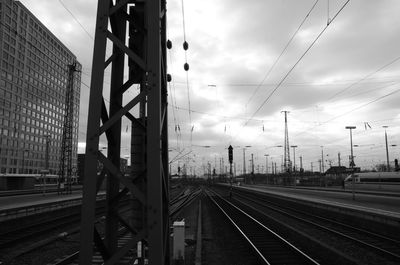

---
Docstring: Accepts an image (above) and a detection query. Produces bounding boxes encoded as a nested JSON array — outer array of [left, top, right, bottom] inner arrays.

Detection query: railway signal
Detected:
[[228, 145, 233, 164]]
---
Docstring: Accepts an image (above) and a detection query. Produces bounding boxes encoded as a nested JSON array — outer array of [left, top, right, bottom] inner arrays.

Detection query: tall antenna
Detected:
[[281, 111, 291, 172]]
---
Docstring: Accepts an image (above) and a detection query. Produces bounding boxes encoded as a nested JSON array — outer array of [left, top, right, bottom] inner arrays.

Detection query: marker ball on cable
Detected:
[[167, 40, 172, 49], [183, 41, 189, 50]]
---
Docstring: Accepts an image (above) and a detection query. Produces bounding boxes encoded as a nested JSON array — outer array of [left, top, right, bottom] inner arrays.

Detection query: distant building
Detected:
[[0, 0, 81, 174], [325, 166, 361, 175]]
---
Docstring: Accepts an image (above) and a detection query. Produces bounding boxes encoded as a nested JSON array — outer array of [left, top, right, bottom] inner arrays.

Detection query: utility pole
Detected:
[[320, 146, 325, 173], [300, 155, 303, 171], [79, 1, 169, 264], [251, 153, 254, 174], [338, 152, 341, 167], [319, 159, 322, 173], [383, 126, 390, 171], [243, 148, 246, 175], [311, 162, 313, 172], [346, 126, 356, 200], [281, 111, 291, 172]]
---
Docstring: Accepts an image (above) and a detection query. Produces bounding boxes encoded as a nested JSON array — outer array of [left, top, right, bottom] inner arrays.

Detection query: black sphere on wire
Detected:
[[183, 41, 189, 51], [167, 40, 172, 49], [184, 63, 189, 71]]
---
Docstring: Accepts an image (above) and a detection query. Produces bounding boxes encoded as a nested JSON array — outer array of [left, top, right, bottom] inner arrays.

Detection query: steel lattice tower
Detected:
[[282, 111, 291, 172], [79, 0, 169, 264], [58, 63, 77, 194]]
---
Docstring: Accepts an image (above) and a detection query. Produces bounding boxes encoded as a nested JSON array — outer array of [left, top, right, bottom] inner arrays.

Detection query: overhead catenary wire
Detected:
[[58, 0, 94, 40], [166, 27, 183, 151], [326, 55, 400, 101], [294, 84, 400, 138], [180, 0, 193, 146], [172, 106, 275, 123], [232, 0, 351, 143], [245, 0, 319, 108]]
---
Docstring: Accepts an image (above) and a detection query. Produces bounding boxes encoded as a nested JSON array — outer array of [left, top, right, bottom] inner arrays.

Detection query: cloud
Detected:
[[19, 0, 400, 173]]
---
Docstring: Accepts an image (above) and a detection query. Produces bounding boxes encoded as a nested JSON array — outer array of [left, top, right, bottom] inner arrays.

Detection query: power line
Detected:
[[238, 0, 350, 135], [173, 75, 400, 87], [180, 0, 193, 146], [245, 0, 319, 107], [58, 0, 94, 40], [327, 55, 400, 101], [172, 105, 274, 122], [324, 87, 400, 124], [294, 85, 400, 137]]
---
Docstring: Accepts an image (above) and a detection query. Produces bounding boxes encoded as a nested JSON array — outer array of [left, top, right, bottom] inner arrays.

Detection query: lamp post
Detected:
[[345, 126, 356, 200], [383, 126, 390, 171]]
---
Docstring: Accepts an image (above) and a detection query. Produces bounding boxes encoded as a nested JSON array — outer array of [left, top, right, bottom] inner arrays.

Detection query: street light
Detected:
[[345, 126, 356, 200]]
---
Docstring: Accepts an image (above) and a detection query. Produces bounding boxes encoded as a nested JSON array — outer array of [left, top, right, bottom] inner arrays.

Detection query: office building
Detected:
[[0, 0, 81, 174]]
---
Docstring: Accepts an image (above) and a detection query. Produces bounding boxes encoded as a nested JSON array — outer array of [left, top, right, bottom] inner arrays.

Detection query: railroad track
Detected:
[[50, 186, 202, 265], [206, 188, 320, 265], [50, 227, 131, 265], [0, 203, 89, 249], [170, 186, 203, 216], [230, 187, 400, 263]]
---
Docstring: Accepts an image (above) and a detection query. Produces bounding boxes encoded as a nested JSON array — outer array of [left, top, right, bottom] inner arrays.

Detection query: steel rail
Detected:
[[232, 189, 400, 261], [207, 189, 320, 265]]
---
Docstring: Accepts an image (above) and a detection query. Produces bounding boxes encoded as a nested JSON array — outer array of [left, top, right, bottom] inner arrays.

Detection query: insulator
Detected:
[[184, 63, 189, 71], [183, 41, 189, 51], [167, 39, 172, 49], [167, 74, 172, 82]]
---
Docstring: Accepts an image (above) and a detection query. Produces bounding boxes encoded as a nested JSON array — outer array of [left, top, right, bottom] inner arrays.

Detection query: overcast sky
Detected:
[[19, 0, 400, 174]]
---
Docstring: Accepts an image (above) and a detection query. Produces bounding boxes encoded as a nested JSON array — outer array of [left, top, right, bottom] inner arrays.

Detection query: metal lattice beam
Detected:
[[79, 0, 168, 264], [58, 63, 77, 194]]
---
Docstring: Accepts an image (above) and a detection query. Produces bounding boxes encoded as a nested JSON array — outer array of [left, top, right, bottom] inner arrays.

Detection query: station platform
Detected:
[[0, 190, 84, 212], [225, 184, 400, 226]]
